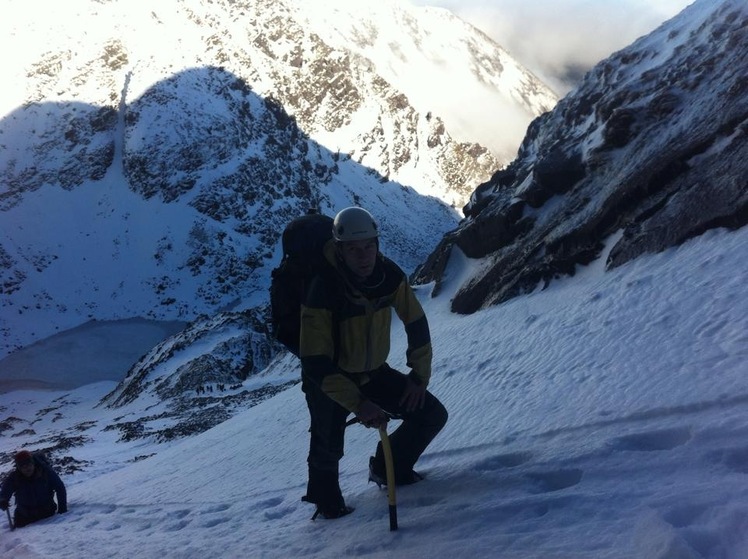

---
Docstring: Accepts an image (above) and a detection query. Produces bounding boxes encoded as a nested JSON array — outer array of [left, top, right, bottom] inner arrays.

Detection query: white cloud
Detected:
[[410, 0, 694, 94]]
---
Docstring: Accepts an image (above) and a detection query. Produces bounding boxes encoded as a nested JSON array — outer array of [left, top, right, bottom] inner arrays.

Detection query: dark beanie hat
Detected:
[[14, 450, 33, 466]]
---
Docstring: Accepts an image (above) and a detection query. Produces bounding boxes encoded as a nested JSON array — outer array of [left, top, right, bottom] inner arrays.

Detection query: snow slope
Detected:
[[1, 225, 746, 558]]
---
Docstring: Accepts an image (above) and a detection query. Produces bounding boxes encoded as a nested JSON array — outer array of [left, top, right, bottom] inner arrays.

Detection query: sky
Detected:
[[1, 223, 747, 558], [409, 0, 695, 94]]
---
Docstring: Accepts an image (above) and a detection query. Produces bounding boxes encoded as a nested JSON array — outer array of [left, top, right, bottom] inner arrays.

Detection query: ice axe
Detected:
[[346, 416, 399, 531], [6, 507, 14, 531], [378, 426, 398, 531]]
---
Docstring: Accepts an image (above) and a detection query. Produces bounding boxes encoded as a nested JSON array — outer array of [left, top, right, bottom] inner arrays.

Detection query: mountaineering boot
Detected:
[[368, 456, 387, 487], [303, 466, 354, 520], [302, 486, 354, 520], [311, 503, 355, 520], [395, 469, 424, 486], [303, 494, 354, 520], [369, 456, 424, 487]]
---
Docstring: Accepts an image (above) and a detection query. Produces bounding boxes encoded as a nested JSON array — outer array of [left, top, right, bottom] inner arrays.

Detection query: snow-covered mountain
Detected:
[[1, 210, 746, 558], [286, 0, 557, 163], [2, 0, 745, 436], [415, 0, 747, 313], [0, 1, 746, 555], [1, 0, 556, 358]]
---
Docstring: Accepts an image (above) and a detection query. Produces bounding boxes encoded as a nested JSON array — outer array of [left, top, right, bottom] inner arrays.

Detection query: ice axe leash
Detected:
[[378, 426, 398, 531], [6, 507, 14, 531]]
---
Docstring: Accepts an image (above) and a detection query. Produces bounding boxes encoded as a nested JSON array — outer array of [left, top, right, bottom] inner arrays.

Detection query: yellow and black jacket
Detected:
[[300, 241, 432, 412]]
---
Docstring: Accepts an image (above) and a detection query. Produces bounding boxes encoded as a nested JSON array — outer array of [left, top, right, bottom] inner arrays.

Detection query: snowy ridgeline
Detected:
[[1, 225, 746, 558]]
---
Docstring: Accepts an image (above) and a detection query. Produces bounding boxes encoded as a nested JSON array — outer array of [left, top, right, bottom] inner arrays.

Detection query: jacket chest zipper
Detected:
[[363, 300, 375, 371]]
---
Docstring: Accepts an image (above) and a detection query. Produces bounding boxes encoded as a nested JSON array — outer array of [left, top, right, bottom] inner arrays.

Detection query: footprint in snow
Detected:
[[256, 497, 284, 508], [662, 502, 708, 528], [202, 516, 231, 528], [254, 496, 294, 520], [526, 469, 583, 493], [708, 446, 748, 474], [163, 518, 191, 532], [172, 509, 190, 519], [263, 506, 295, 520], [611, 427, 692, 452]]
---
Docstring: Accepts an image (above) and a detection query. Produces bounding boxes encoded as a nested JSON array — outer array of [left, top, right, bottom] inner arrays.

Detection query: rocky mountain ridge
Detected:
[[414, 0, 747, 313]]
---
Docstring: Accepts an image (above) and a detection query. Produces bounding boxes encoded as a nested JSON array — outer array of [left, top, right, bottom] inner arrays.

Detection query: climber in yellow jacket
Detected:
[[299, 206, 448, 519]]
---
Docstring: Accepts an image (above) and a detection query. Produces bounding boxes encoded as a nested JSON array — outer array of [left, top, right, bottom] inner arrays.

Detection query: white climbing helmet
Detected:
[[332, 207, 378, 242]]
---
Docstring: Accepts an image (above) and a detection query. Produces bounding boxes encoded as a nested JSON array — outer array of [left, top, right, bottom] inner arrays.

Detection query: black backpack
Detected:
[[33, 451, 49, 464], [269, 213, 336, 356]]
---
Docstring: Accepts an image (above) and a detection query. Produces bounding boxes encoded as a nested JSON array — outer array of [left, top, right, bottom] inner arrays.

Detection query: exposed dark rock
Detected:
[[415, 1, 748, 314], [0, 416, 24, 435]]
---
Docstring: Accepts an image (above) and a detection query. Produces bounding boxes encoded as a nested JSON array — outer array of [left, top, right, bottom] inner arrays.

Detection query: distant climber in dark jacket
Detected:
[[0, 450, 67, 528]]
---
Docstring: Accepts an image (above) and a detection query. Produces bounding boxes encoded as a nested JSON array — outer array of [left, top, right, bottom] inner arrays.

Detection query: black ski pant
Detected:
[[302, 363, 448, 507]]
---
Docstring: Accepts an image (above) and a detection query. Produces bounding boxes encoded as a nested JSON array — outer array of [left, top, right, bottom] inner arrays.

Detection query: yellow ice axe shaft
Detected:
[[378, 426, 398, 531]]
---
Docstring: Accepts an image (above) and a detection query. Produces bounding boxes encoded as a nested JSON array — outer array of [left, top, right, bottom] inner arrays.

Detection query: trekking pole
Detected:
[[6, 508, 14, 531], [378, 426, 398, 531]]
